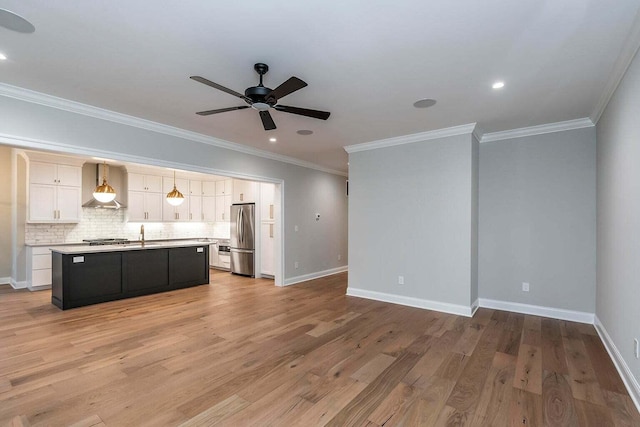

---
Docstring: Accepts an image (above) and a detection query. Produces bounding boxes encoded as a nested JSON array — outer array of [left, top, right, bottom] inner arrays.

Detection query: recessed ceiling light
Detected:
[[0, 52, 6, 61], [269, 137, 277, 143], [492, 81, 505, 89], [413, 99, 437, 108], [296, 130, 313, 136]]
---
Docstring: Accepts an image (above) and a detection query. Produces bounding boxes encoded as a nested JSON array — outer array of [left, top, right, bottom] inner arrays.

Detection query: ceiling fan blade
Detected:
[[196, 106, 250, 116], [190, 76, 251, 102], [273, 105, 330, 120], [265, 77, 307, 101], [259, 110, 277, 130]]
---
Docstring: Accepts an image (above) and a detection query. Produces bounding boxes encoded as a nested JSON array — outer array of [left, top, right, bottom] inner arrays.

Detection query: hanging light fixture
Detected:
[[93, 162, 117, 203], [166, 170, 185, 206]]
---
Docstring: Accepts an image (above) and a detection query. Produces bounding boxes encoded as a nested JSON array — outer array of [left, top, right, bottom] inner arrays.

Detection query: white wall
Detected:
[[347, 132, 477, 314], [0, 94, 348, 283], [478, 127, 597, 313], [596, 46, 640, 396]]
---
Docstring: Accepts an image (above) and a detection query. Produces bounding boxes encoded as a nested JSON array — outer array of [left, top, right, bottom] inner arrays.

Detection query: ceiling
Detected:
[[1, 1, 639, 174]]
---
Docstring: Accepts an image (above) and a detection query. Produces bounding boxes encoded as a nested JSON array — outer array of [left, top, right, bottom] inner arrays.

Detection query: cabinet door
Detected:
[[57, 186, 81, 222], [175, 198, 189, 221], [128, 173, 146, 192], [215, 195, 225, 221], [215, 180, 226, 196], [190, 180, 202, 196], [261, 222, 275, 275], [202, 196, 216, 222], [209, 244, 218, 267], [190, 195, 202, 221], [202, 181, 216, 197], [29, 184, 57, 221], [146, 175, 163, 193], [260, 183, 275, 220], [162, 201, 176, 222], [232, 179, 256, 203], [128, 191, 146, 221], [56, 165, 82, 187], [30, 162, 58, 185], [146, 192, 163, 221]]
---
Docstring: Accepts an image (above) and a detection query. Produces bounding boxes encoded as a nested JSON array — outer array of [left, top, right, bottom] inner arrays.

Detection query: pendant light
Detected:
[[93, 162, 117, 203], [166, 171, 184, 206]]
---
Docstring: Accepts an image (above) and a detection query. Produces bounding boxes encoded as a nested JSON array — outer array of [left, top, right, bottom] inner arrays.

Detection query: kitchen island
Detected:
[[51, 241, 209, 310]]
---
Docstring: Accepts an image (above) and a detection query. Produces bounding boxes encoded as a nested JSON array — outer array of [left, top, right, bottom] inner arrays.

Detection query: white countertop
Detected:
[[49, 240, 211, 255]]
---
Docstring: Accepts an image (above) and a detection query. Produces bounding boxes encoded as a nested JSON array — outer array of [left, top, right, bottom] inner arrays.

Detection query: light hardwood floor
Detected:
[[1, 271, 638, 426]]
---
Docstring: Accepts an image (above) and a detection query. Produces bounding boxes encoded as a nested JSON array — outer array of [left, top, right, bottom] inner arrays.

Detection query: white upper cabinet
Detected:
[[260, 183, 275, 221], [28, 160, 82, 223], [215, 179, 232, 196], [129, 173, 162, 193], [202, 181, 217, 197], [232, 179, 257, 203], [202, 196, 216, 222], [162, 176, 188, 195]]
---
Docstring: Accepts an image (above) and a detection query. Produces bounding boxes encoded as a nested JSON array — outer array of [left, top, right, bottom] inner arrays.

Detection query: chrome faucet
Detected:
[[140, 224, 145, 243]]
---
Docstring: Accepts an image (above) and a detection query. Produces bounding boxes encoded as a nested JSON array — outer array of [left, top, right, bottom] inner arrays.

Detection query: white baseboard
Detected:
[[346, 287, 475, 317], [28, 284, 51, 291], [0, 276, 10, 285], [478, 298, 594, 324], [10, 279, 28, 289], [594, 315, 640, 414], [282, 265, 348, 287], [471, 298, 480, 316]]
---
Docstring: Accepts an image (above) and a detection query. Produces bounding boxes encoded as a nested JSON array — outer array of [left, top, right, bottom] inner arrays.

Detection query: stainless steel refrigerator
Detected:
[[230, 203, 255, 277]]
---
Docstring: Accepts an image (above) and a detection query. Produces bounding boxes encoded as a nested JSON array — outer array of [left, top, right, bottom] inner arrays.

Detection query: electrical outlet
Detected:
[[635, 338, 639, 359], [398, 275, 404, 285], [294, 261, 299, 269], [294, 225, 299, 232], [522, 282, 530, 292]]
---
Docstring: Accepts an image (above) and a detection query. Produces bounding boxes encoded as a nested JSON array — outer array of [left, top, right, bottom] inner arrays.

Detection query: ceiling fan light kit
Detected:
[[190, 63, 330, 131]]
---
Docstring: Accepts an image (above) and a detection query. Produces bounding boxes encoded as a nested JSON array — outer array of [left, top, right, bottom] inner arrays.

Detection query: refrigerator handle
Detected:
[[238, 207, 243, 244]]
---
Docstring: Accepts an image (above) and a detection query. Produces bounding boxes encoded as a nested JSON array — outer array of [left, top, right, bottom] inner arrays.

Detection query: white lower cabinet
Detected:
[[27, 246, 52, 289]]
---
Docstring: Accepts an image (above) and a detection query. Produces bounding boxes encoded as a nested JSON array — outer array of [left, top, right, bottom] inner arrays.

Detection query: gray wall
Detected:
[[0, 146, 11, 279], [348, 133, 476, 308], [0, 95, 348, 282], [596, 47, 640, 385], [478, 127, 597, 312]]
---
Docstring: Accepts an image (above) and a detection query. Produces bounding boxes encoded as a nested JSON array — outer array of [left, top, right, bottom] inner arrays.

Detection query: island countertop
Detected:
[[49, 239, 211, 255]]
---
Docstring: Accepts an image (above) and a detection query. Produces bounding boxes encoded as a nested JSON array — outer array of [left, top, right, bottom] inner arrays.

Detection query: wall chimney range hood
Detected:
[[82, 164, 126, 209]]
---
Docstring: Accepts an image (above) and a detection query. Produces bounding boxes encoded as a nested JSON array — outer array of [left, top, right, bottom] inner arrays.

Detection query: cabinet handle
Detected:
[[270, 223, 273, 238], [190, 213, 192, 220], [270, 204, 274, 219], [240, 193, 244, 201]]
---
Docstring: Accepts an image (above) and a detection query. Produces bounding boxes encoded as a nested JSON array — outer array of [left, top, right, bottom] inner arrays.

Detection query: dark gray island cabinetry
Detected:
[[51, 242, 209, 310]]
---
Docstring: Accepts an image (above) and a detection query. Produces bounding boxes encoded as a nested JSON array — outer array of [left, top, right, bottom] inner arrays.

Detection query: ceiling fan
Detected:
[[190, 63, 330, 131]]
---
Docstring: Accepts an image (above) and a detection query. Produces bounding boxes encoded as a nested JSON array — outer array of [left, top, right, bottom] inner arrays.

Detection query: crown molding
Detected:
[[480, 118, 594, 143], [344, 123, 477, 154], [591, 8, 640, 124], [0, 83, 347, 177]]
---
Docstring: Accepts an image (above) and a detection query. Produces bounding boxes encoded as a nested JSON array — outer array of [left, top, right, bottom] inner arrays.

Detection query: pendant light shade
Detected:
[[93, 162, 116, 203], [166, 171, 184, 206]]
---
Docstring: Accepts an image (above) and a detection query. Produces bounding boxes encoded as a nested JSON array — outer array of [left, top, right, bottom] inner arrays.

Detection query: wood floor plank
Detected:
[[510, 389, 543, 426], [513, 343, 543, 394], [0, 273, 637, 426], [470, 351, 517, 426], [541, 317, 569, 374], [542, 370, 579, 426], [563, 335, 607, 406]]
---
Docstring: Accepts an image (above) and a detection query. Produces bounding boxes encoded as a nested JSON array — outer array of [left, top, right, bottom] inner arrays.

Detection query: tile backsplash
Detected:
[[25, 208, 230, 244]]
